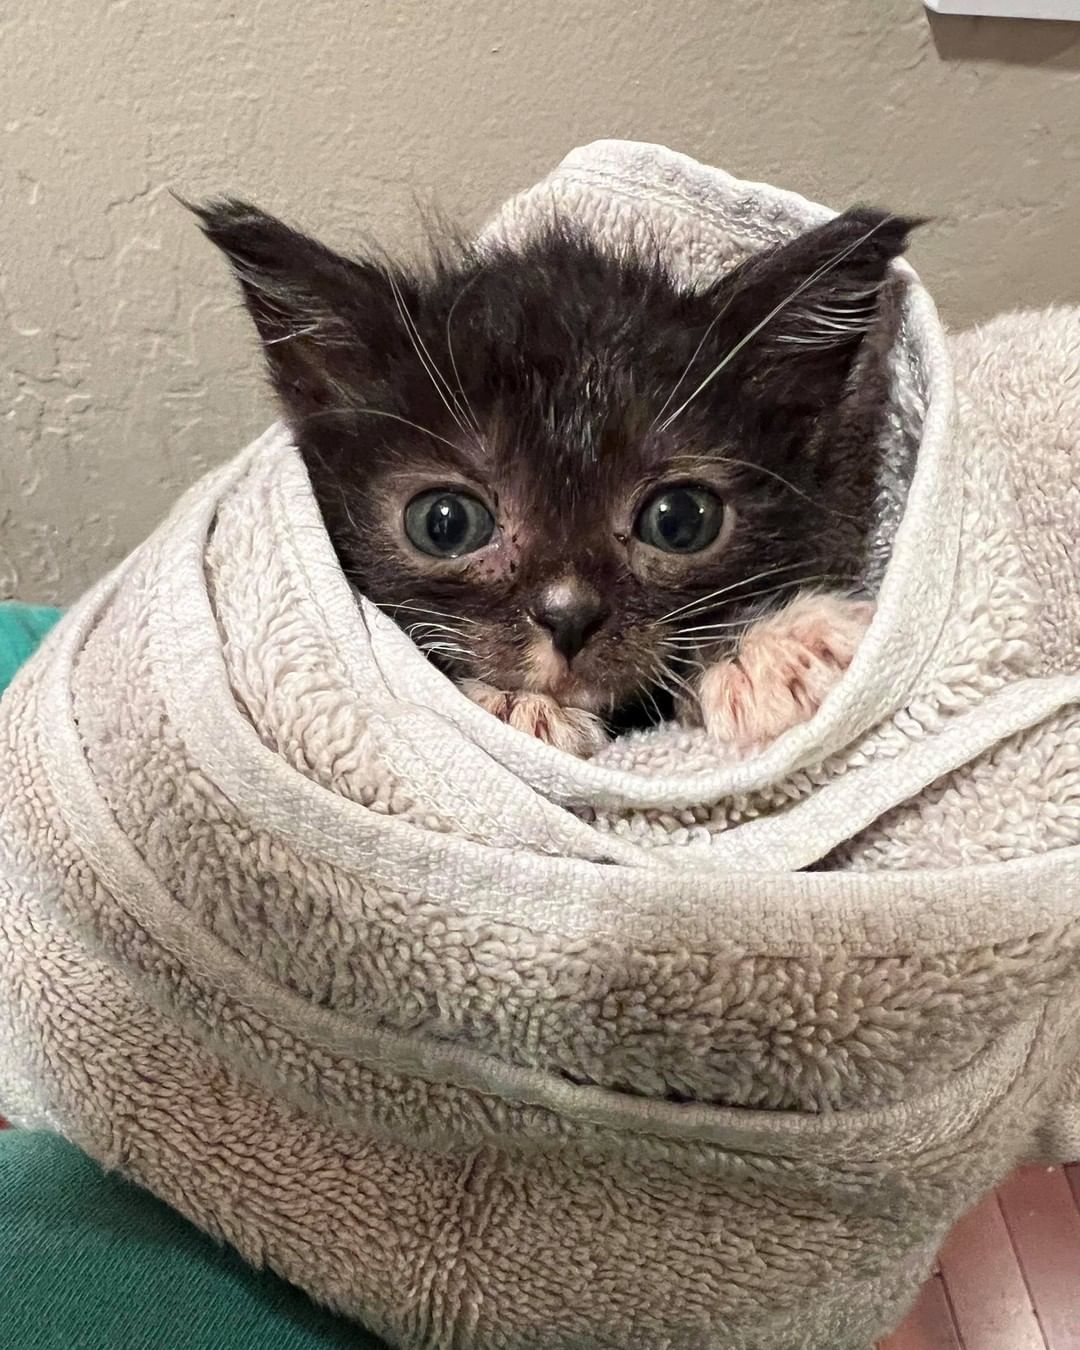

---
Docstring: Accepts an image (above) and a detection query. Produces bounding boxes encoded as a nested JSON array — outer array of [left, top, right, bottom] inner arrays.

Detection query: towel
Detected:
[[2, 140, 1079, 1350]]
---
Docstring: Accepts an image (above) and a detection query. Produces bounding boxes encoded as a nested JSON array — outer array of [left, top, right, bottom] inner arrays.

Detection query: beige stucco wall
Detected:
[[2, 0, 1079, 603]]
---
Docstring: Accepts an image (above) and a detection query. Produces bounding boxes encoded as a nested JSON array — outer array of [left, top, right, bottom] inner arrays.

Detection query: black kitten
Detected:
[[194, 200, 916, 755]]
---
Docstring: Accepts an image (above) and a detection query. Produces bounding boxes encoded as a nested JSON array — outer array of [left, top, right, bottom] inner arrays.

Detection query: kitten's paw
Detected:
[[697, 593, 874, 751], [462, 682, 608, 758]]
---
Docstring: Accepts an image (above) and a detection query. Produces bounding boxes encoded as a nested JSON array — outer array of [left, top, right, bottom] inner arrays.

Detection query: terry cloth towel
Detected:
[[2, 140, 1080, 1350]]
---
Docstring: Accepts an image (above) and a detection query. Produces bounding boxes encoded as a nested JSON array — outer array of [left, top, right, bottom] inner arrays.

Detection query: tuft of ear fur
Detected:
[[185, 196, 396, 423], [704, 207, 925, 413]]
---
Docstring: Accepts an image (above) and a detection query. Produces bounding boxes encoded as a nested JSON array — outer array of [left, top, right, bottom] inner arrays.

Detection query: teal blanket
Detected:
[[0, 603, 62, 693]]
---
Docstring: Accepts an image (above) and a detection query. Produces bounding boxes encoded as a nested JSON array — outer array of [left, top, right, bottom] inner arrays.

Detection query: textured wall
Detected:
[[3, 0, 1079, 602]]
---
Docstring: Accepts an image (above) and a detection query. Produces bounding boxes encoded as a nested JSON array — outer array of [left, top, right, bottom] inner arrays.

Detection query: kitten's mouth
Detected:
[[527, 669, 606, 713], [520, 642, 615, 714], [519, 637, 668, 724]]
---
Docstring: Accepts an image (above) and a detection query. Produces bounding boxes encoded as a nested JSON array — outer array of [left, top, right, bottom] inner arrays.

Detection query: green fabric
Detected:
[[0, 603, 383, 1348], [0, 601, 63, 691], [0, 1131, 370, 1349]]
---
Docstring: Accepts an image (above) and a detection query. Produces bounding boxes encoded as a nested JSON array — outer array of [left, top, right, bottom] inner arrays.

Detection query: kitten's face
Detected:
[[195, 203, 912, 724]]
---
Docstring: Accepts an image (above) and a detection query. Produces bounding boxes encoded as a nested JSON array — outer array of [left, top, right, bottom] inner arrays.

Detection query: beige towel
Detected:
[[2, 140, 1079, 1350]]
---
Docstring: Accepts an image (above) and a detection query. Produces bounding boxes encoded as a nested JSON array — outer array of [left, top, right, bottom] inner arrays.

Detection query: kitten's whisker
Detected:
[[646, 658, 679, 701], [405, 619, 467, 632], [647, 294, 735, 434], [674, 616, 764, 637], [294, 404, 465, 455], [656, 216, 895, 434], [406, 624, 471, 644], [264, 323, 322, 346], [637, 679, 666, 728], [386, 271, 478, 444], [646, 657, 699, 719], [665, 647, 709, 676], [399, 614, 470, 632], [444, 272, 483, 436], [655, 659, 700, 705], [666, 626, 750, 642], [384, 601, 478, 625], [669, 616, 752, 634], [711, 454, 866, 525], [656, 561, 815, 623], [418, 641, 469, 660], [662, 570, 861, 628]]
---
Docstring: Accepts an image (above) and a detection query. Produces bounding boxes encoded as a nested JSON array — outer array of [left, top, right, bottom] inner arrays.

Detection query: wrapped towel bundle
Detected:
[[2, 141, 1080, 1350]]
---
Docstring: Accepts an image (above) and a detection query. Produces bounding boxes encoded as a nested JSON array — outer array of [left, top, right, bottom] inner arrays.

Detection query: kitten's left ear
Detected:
[[186, 196, 397, 423], [709, 207, 924, 412]]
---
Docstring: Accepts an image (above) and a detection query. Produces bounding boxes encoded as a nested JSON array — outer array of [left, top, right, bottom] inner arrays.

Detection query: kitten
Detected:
[[193, 199, 916, 757]]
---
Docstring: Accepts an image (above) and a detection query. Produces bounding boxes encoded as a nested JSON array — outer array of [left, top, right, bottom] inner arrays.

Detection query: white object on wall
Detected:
[[926, 0, 1080, 16]]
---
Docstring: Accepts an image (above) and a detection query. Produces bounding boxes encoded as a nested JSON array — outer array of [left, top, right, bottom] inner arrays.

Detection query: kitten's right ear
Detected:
[[701, 207, 923, 417], [185, 196, 394, 422]]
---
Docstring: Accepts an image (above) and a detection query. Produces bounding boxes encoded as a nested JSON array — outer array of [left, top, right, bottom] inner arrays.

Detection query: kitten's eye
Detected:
[[634, 486, 724, 554], [404, 490, 496, 558]]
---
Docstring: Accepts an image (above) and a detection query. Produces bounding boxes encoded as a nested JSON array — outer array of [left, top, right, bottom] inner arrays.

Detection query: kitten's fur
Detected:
[[193, 200, 916, 756]]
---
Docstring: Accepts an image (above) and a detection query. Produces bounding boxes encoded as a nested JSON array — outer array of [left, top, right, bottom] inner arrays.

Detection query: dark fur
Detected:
[[192, 199, 916, 726]]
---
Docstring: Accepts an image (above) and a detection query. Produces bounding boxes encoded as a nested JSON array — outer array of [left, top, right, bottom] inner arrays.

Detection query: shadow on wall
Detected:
[[928, 13, 1080, 68]]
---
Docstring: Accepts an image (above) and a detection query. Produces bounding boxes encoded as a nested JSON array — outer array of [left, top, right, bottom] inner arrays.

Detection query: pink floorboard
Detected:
[[880, 1167, 1080, 1350]]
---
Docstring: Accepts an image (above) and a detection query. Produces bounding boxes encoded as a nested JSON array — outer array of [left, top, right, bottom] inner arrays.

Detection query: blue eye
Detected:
[[634, 486, 724, 553], [404, 490, 495, 558]]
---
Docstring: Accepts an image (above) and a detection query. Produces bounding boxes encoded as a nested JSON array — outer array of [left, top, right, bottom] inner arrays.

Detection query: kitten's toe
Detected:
[[505, 693, 607, 757], [786, 594, 875, 671], [462, 682, 606, 757], [698, 658, 797, 751], [461, 680, 511, 719], [698, 596, 875, 751]]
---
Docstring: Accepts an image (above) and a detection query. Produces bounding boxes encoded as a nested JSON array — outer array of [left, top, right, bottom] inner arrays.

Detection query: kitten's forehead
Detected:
[[481, 395, 667, 490]]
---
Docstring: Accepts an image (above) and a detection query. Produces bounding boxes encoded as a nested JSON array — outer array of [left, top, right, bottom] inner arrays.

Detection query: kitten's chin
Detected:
[[519, 672, 605, 713], [551, 682, 608, 714]]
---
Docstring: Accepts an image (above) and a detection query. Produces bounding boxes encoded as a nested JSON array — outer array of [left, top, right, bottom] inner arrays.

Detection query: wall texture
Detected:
[[3, 0, 1079, 602]]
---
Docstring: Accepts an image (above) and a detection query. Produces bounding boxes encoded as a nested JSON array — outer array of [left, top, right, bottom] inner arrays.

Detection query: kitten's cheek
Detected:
[[471, 535, 524, 584]]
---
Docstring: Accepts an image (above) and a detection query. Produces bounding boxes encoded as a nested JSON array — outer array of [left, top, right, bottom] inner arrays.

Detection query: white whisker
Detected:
[[444, 273, 483, 436], [418, 641, 469, 659], [354, 406, 465, 453], [712, 454, 866, 524], [657, 660, 700, 704], [648, 293, 736, 435], [639, 680, 666, 727], [291, 405, 462, 454], [264, 323, 321, 346], [666, 623, 749, 638], [384, 601, 478, 625], [406, 625, 471, 644], [386, 271, 477, 444], [662, 570, 860, 630], [656, 561, 815, 624], [656, 217, 895, 434]]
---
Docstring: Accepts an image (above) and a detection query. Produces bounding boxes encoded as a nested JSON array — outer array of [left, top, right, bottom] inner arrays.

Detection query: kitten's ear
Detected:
[[187, 197, 395, 422], [709, 207, 923, 412]]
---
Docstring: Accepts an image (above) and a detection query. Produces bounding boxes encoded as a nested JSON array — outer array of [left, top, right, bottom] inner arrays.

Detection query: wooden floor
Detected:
[[880, 1165, 1080, 1350]]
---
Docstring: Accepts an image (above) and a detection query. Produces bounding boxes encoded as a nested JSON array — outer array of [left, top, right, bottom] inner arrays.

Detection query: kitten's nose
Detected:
[[531, 582, 609, 661]]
